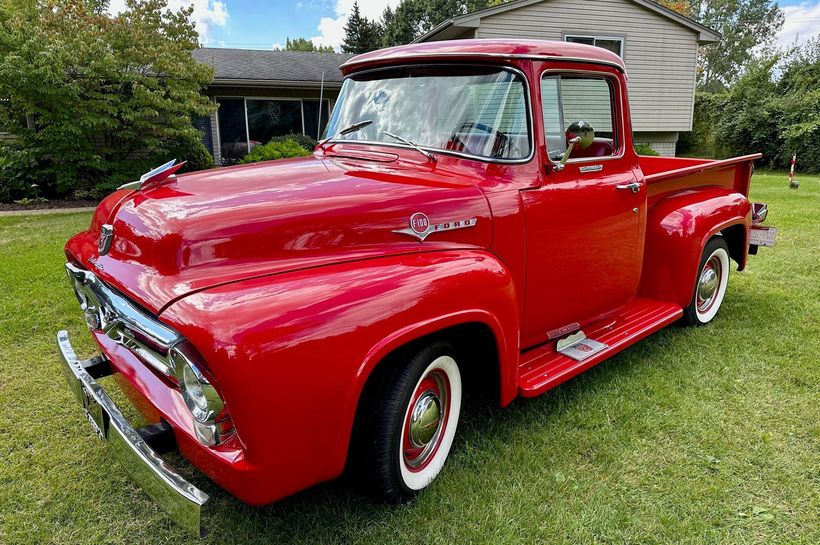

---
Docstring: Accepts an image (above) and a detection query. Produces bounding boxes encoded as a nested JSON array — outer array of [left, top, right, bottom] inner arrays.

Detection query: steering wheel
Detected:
[[449, 122, 518, 158]]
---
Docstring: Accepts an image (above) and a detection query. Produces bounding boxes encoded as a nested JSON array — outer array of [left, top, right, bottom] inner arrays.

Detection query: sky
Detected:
[[111, 0, 820, 52]]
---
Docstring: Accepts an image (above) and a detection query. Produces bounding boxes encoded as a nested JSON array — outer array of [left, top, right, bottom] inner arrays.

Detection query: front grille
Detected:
[[65, 262, 182, 380]]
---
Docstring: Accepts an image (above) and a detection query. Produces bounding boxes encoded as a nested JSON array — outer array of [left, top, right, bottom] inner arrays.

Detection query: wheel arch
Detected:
[[639, 188, 751, 308], [160, 249, 520, 504], [718, 222, 748, 271], [344, 318, 505, 475]]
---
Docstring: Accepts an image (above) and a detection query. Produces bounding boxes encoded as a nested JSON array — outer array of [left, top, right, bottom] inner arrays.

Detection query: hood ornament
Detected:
[[393, 212, 477, 242], [118, 159, 186, 191]]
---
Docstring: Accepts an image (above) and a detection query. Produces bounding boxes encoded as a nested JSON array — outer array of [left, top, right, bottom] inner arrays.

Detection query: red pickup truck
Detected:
[[58, 40, 775, 535]]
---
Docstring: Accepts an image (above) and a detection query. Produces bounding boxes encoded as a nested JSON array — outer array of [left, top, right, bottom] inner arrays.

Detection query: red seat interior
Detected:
[[570, 138, 615, 158]]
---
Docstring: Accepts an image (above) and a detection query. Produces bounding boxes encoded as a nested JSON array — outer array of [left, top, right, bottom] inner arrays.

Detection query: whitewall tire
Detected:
[[361, 342, 462, 503], [398, 355, 462, 491], [683, 237, 731, 325]]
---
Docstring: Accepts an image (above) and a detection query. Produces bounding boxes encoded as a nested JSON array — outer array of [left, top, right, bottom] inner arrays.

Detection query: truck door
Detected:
[[520, 71, 645, 349]]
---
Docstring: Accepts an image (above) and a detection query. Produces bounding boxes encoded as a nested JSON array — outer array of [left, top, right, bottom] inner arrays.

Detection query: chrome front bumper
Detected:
[[57, 330, 209, 536]]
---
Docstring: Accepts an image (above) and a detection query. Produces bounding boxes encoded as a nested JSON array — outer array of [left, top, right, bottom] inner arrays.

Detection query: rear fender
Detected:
[[160, 250, 519, 504], [638, 187, 751, 308]]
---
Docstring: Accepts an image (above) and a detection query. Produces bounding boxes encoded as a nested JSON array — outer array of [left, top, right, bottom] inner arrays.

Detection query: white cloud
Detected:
[[311, 0, 400, 51], [777, 1, 820, 48], [108, 0, 229, 43]]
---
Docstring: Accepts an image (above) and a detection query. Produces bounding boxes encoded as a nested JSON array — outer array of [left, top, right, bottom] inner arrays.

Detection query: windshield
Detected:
[[324, 66, 531, 161]]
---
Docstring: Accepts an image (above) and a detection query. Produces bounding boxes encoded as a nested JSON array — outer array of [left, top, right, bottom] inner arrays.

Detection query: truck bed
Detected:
[[639, 154, 762, 205]]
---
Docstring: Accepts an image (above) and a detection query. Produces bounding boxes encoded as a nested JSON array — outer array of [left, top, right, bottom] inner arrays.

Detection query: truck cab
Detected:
[[57, 40, 773, 535]]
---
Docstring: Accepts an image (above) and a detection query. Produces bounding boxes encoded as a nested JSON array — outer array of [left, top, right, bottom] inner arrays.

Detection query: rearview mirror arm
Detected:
[[550, 136, 582, 173]]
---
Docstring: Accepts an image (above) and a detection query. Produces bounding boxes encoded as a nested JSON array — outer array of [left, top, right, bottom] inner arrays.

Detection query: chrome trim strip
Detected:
[[326, 63, 536, 165], [108, 326, 177, 379], [57, 331, 208, 536], [340, 52, 626, 72]]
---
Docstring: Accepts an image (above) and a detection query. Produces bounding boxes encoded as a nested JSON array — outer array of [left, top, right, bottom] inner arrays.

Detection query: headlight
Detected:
[[181, 363, 209, 414], [171, 346, 229, 446]]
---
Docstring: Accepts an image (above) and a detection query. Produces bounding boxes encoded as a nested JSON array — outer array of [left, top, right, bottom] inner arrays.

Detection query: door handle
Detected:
[[616, 182, 642, 194]]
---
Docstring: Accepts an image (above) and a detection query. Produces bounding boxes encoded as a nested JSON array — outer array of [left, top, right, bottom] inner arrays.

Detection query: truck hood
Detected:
[[68, 153, 492, 314]]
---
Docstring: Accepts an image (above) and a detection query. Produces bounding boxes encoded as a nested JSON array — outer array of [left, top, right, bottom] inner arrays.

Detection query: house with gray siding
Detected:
[[193, 48, 354, 165], [414, 0, 720, 156]]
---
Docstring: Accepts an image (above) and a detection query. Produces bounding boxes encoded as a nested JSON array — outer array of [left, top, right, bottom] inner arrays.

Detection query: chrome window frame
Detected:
[[325, 63, 536, 165], [539, 69, 627, 166]]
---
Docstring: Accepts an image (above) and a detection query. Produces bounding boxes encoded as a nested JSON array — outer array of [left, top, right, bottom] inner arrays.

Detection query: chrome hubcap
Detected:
[[409, 392, 441, 448], [403, 370, 449, 471], [697, 257, 721, 312]]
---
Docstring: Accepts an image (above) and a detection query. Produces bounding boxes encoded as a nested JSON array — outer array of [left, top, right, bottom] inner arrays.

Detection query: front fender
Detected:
[[160, 249, 519, 504], [639, 187, 751, 307]]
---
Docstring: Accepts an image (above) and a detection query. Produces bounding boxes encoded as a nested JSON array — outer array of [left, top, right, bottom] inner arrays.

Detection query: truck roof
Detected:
[[340, 39, 626, 73]]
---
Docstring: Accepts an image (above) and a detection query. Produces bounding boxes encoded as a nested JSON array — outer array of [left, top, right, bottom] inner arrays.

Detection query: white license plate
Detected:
[[750, 226, 777, 247]]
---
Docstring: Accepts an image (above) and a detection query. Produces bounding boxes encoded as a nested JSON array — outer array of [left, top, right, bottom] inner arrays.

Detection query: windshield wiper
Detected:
[[383, 131, 437, 162], [318, 119, 373, 147]]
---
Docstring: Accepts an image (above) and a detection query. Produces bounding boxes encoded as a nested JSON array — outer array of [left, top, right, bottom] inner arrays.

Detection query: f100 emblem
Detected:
[[393, 212, 477, 242]]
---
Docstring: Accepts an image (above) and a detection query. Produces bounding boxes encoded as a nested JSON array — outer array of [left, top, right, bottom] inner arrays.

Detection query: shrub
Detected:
[[0, 147, 50, 202], [163, 134, 215, 173], [240, 138, 312, 164], [634, 143, 660, 156], [680, 39, 820, 173], [270, 133, 318, 152]]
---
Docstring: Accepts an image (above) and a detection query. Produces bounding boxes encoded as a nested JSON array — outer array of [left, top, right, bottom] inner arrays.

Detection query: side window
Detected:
[[540, 75, 618, 161], [541, 77, 565, 160]]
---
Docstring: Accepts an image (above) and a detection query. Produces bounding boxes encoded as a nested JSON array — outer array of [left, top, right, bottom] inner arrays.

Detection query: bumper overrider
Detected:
[[57, 262, 232, 536]]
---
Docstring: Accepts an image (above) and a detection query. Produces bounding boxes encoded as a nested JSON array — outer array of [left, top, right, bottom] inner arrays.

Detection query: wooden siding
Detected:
[[474, 0, 698, 132]]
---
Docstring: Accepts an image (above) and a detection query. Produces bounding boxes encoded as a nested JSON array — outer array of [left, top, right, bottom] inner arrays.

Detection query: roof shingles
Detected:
[[193, 48, 354, 84]]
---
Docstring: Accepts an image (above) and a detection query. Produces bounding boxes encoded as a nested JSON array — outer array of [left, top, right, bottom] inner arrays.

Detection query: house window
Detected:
[[216, 96, 330, 164], [246, 99, 303, 146], [564, 35, 624, 58]]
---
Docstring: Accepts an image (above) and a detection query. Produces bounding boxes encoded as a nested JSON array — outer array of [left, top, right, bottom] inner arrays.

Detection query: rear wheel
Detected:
[[362, 342, 462, 504], [682, 237, 730, 325]]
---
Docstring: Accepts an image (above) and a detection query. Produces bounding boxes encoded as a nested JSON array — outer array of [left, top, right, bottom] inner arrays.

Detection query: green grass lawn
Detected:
[[1, 172, 818, 544]]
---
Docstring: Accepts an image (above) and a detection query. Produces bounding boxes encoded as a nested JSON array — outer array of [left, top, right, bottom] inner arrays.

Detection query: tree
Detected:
[[381, 0, 493, 48], [282, 37, 334, 53], [679, 38, 820, 173], [341, 2, 382, 54], [381, 0, 422, 47], [0, 0, 215, 200], [657, 0, 693, 16], [655, 0, 783, 90], [696, 0, 783, 89]]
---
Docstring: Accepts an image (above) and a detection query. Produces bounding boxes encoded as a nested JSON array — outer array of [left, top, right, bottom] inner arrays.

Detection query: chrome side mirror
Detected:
[[552, 121, 595, 171], [567, 120, 595, 150]]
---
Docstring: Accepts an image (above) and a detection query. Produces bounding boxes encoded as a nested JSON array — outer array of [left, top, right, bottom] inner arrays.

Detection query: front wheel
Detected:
[[363, 342, 462, 504], [682, 237, 731, 325]]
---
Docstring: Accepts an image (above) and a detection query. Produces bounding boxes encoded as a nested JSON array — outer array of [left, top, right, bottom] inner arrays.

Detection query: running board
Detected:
[[518, 298, 683, 398]]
